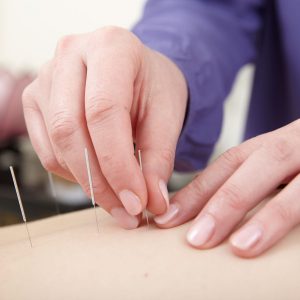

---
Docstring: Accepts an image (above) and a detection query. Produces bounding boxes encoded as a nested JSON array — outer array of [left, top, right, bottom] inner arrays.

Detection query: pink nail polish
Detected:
[[119, 190, 143, 216], [111, 207, 139, 230], [186, 214, 215, 247], [231, 224, 263, 250], [158, 179, 169, 209], [154, 203, 179, 224]]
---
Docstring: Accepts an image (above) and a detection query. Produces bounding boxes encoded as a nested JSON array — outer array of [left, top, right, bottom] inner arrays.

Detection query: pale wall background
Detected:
[[0, 0, 254, 181], [0, 0, 146, 71]]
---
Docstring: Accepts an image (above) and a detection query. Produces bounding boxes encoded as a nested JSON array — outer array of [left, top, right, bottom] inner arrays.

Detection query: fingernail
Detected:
[[111, 207, 139, 230], [231, 224, 263, 250], [186, 214, 215, 247], [158, 179, 169, 209], [154, 203, 179, 224], [119, 190, 143, 216]]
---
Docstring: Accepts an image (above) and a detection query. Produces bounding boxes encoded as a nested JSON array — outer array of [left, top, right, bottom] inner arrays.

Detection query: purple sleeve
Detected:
[[132, 0, 265, 171]]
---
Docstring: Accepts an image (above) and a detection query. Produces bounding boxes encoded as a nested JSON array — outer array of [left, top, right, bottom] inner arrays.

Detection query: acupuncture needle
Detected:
[[138, 149, 150, 228], [10, 166, 33, 248], [47, 172, 60, 214], [84, 148, 100, 233]]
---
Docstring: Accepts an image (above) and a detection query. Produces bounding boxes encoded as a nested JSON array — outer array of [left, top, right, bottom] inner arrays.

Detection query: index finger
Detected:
[[83, 29, 147, 216]]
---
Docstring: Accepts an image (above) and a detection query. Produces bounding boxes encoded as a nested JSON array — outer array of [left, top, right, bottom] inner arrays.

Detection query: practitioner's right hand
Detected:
[[23, 26, 188, 229]]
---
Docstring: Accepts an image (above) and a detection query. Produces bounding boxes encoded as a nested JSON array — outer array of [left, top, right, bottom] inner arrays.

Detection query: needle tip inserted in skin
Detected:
[[84, 148, 100, 233], [10, 166, 33, 248], [137, 149, 150, 228]]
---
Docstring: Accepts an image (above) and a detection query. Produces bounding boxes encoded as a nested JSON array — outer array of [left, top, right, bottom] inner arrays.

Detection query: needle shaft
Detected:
[[25, 222, 33, 248], [10, 166, 33, 248], [138, 150, 150, 228], [84, 148, 100, 233]]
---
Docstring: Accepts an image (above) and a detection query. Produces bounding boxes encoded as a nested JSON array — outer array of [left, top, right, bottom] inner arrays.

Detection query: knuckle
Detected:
[[94, 26, 133, 44], [100, 152, 121, 170], [22, 83, 40, 115], [55, 35, 77, 55], [86, 97, 125, 126], [100, 152, 114, 165], [82, 179, 109, 200], [88, 26, 122, 50], [263, 137, 293, 163], [219, 184, 248, 212], [94, 181, 110, 198], [159, 148, 175, 170], [92, 180, 109, 197], [98, 152, 124, 180], [270, 201, 295, 223], [97, 25, 125, 38], [33, 61, 53, 92], [22, 83, 35, 107], [40, 155, 59, 172], [89, 26, 142, 58], [49, 111, 78, 146], [189, 175, 210, 201], [220, 147, 244, 169]]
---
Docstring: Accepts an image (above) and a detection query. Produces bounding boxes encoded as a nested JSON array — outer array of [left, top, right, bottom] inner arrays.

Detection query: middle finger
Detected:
[[44, 47, 139, 229]]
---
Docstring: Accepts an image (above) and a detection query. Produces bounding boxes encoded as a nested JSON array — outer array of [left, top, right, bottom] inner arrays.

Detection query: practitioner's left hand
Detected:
[[154, 120, 300, 258]]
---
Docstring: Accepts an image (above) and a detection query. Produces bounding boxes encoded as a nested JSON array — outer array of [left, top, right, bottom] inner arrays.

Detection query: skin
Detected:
[[155, 122, 300, 258], [23, 26, 300, 258], [22, 27, 188, 227]]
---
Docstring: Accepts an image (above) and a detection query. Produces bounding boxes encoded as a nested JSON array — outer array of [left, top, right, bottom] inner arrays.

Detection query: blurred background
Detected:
[[0, 0, 254, 226]]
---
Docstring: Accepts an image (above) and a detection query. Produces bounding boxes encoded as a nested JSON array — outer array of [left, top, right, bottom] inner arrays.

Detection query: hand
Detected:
[[22, 26, 188, 229], [154, 120, 300, 257]]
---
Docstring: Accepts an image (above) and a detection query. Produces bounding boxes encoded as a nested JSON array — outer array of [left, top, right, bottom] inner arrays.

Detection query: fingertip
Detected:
[[229, 223, 263, 253], [185, 214, 216, 249], [229, 225, 265, 258], [185, 229, 211, 250], [135, 147, 173, 215], [145, 177, 169, 215], [118, 189, 144, 216], [110, 207, 141, 230], [154, 203, 180, 226], [158, 179, 170, 209], [229, 243, 261, 258]]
